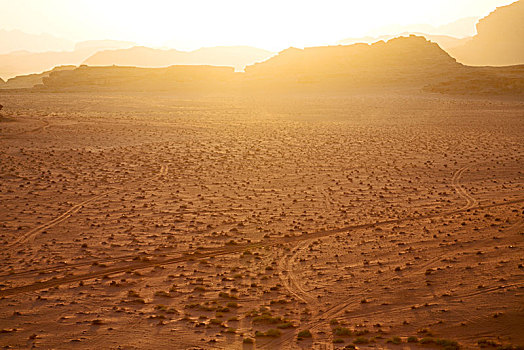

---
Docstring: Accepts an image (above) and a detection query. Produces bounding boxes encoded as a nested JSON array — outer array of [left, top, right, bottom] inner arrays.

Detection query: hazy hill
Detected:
[[1, 66, 76, 89], [244, 36, 461, 89], [14, 35, 522, 96], [338, 33, 471, 51], [0, 40, 136, 80], [369, 17, 479, 38], [74, 40, 135, 51], [39, 65, 237, 91], [449, 0, 524, 66], [32, 36, 460, 92], [0, 29, 73, 54], [83, 46, 274, 71], [425, 65, 524, 95]]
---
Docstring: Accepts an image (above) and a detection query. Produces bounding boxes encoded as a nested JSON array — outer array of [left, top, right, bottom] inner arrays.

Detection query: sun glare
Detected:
[[0, 0, 517, 51]]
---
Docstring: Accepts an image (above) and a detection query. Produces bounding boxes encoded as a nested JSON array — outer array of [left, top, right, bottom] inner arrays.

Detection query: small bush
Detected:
[[265, 329, 281, 337], [333, 326, 352, 336], [436, 338, 459, 350], [333, 338, 345, 343], [277, 322, 294, 329], [209, 318, 222, 326], [420, 337, 436, 344], [387, 337, 402, 345], [478, 339, 500, 348], [407, 336, 419, 343], [354, 337, 369, 344], [297, 329, 312, 339], [242, 337, 254, 344]]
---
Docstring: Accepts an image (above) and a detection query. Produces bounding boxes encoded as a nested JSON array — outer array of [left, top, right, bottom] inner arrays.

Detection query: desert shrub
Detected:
[[209, 318, 222, 326], [408, 336, 419, 343], [354, 337, 369, 344], [276, 322, 294, 329], [297, 329, 312, 339], [387, 337, 402, 345], [243, 337, 254, 344], [265, 329, 281, 337], [436, 338, 460, 350], [420, 337, 436, 344], [333, 338, 345, 343], [333, 326, 352, 336], [355, 329, 369, 336], [478, 339, 500, 348], [253, 314, 284, 324], [226, 301, 238, 308]]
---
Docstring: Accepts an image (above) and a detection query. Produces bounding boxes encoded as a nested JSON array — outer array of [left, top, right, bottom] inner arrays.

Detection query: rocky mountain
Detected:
[[39, 65, 237, 91], [449, 0, 524, 66], [338, 33, 471, 52], [0, 40, 136, 80], [83, 46, 274, 72], [244, 36, 461, 90], [368, 17, 479, 39], [0, 66, 76, 89]]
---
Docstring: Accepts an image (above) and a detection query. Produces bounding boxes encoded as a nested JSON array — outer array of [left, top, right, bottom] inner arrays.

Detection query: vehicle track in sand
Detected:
[[452, 166, 478, 210], [278, 240, 318, 306], [7, 164, 169, 248], [1, 198, 522, 298], [261, 163, 516, 349], [2, 116, 51, 138]]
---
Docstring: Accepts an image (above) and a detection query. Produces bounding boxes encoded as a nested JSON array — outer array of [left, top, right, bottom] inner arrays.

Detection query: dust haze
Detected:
[[0, 1, 523, 350]]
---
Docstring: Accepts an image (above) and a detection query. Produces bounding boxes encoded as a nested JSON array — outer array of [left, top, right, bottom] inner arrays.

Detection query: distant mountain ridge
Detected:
[[0, 29, 74, 54], [1, 66, 76, 90], [83, 46, 274, 72], [368, 17, 479, 39], [338, 33, 471, 51], [244, 36, 460, 87], [449, 0, 524, 66], [0, 43, 273, 81], [27, 35, 522, 96], [32, 36, 460, 92], [0, 40, 136, 80]]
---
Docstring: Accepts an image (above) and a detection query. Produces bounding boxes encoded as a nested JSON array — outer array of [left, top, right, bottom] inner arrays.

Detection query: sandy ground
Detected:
[[0, 91, 522, 350]]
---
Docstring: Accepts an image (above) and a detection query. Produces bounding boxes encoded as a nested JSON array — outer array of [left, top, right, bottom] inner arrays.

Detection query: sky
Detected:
[[0, 0, 517, 51]]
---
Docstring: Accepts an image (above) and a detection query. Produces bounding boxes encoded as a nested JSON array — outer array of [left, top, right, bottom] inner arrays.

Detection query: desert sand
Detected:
[[0, 91, 523, 349]]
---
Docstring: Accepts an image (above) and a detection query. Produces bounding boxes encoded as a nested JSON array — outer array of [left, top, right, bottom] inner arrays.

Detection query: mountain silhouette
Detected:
[[368, 17, 479, 38], [1, 66, 76, 89], [83, 46, 274, 72], [449, 0, 524, 66], [338, 33, 471, 52], [0, 29, 73, 54], [0, 40, 135, 80], [244, 36, 460, 90]]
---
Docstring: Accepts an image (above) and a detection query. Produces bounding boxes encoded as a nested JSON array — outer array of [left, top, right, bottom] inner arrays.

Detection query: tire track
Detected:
[[1, 198, 522, 298], [278, 240, 317, 305], [3, 117, 50, 139], [8, 164, 169, 248], [8, 189, 118, 247], [452, 166, 478, 210]]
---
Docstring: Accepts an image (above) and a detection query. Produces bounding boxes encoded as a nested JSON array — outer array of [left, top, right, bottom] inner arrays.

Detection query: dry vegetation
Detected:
[[0, 91, 523, 349]]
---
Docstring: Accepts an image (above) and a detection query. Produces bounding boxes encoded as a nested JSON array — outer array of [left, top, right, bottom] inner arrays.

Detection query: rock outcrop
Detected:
[[449, 0, 524, 66]]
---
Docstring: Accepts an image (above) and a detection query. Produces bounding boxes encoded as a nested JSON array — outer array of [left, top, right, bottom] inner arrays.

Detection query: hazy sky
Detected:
[[0, 0, 516, 50]]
